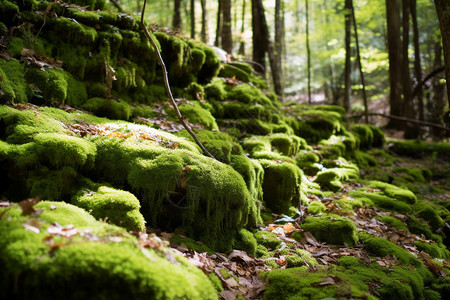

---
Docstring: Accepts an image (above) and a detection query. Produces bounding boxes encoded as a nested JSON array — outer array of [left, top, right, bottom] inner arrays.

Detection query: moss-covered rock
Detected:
[[0, 58, 30, 104], [254, 230, 281, 249], [0, 201, 218, 300], [82, 98, 132, 120], [307, 201, 326, 215], [301, 215, 358, 246], [72, 185, 145, 232]]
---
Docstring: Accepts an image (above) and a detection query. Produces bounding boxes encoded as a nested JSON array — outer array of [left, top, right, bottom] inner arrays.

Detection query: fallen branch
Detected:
[[140, 0, 216, 160], [351, 113, 450, 132], [412, 66, 445, 100]]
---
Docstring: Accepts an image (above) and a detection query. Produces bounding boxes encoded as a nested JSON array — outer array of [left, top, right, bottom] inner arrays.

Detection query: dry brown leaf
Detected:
[[19, 196, 41, 216]]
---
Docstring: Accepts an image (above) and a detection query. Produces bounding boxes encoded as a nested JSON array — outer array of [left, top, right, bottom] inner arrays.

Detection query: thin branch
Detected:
[[412, 66, 445, 100], [140, 0, 216, 160], [351, 112, 450, 132], [110, 0, 124, 12]]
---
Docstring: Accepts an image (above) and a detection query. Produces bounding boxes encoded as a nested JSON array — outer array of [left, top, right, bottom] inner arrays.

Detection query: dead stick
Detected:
[[140, 0, 216, 160], [351, 113, 450, 132]]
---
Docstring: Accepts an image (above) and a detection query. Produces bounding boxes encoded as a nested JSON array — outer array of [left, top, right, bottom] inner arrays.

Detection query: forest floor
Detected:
[[155, 146, 450, 299]]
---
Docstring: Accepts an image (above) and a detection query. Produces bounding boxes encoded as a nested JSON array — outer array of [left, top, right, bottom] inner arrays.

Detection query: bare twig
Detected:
[[140, 0, 216, 160]]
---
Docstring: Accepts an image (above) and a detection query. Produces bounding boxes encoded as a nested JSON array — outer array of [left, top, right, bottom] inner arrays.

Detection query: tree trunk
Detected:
[[215, 0, 223, 47], [273, 0, 284, 98], [344, 0, 352, 113], [351, 1, 369, 123], [431, 41, 445, 139], [173, 0, 182, 31], [222, 0, 233, 54], [385, 0, 403, 128], [190, 0, 195, 39], [434, 0, 450, 107], [251, 0, 266, 76], [402, 0, 416, 138], [238, 0, 246, 56], [305, 0, 312, 104], [200, 0, 208, 43], [411, 0, 423, 122]]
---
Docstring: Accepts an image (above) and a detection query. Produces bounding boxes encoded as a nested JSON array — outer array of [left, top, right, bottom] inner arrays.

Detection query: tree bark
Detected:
[[238, 0, 246, 56], [351, 1, 369, 123], [434, 0, 450, 107], [200, 0, 208, 43], [431, 42, 445, 139], [344, 0, 352, 113], [190, 0, 195, 39], [215, 0, 223, 47], [305, 0, 312, 104], [173, 0, 182, 31], [402, 0, 416, 138], [222, 0, 233, 54], [411, 0, 423, 122], [251, 0, 266, 76], [385, 0, 403, 128], [273, 0, 284, 98]]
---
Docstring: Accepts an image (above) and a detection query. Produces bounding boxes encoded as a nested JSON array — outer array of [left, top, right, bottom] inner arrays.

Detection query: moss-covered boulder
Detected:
[[0, 201, 218, 299], [301, 214, 358, 246]]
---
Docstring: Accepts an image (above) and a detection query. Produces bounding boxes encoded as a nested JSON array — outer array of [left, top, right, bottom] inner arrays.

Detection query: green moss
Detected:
[[368, 181, 417, 204], [314, 167, 359, 192], [349, 190, 411, 213], [407, 215, 441, 242], [234, 228, 257, 255], [0, 0, 19, 25], [72, 185, 145, 232], [32, 133, 96, 169], [82, 97, 132, 120], [351, 124, 374, 149], [132, 104, 157, 118], [0, 58, 30, 104], [25, 67, 88, 106], [301, 215, 358, 246], [171, 235, 212, 253], [254, 231, 281, 249], [204, 79, 226, 101], [353, 150, 378, 169], [178, 101, 218, 131], [68, 8, 100, 26], [375, 215, 408, 231], [259, 160, 302, 214], [208, 273, 224, 292], [389, 139, 450, 159], [337, 255, 361, 268], [256, 244, 269, 258], [0, 202, 217, 299], [307, 201, 326, 215], [412, 201, 444, 231], [414, 241, 450, 259], [358, 232, 421, 267], [50, 17, 98, 45]]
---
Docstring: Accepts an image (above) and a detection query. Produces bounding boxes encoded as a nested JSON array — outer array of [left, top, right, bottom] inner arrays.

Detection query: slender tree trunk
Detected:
[[273, 0, 284, 98], [386, 0, 403, 128], [431, 40, 445, 139], [251, 0, 266, 76], [200, 0, 208, 43], [190, 0, 195, 38], [222, 0, 233, 54], [305, 0, 312, 104], [215, 0, 223, 47], [344, 0, 352, 113], [238, 0, 246, 56], [411, 0, 423, 122], [173, 0, 182, 31], [434, 0, 450, 106], [402, 0, 416, 138], [351, 1, 369, 123]]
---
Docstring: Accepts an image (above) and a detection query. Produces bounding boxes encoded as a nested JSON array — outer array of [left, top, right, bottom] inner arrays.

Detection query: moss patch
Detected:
[[301, 215, 358, 246]]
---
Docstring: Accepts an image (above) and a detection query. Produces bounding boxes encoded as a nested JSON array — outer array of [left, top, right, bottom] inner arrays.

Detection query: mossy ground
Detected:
[[1, 2, 450, 299]]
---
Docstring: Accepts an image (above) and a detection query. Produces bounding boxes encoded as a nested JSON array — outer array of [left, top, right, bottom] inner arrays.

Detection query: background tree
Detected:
[[222, 0, 233, 53], [173, 0, 182, 31], [190, 0, 195, 38], [343, 0, 352, 113], [386, 0, 403, 128], [305, 0, 312, 104], [434, 0, 450, 107], [200, 0, 208, 43]]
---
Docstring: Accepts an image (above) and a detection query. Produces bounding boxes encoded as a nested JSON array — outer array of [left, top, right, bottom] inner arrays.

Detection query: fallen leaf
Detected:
[[19, 197, 41, 216]]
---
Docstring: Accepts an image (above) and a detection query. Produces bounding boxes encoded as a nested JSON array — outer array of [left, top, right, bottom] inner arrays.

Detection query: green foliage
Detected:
[[349, 190, 411, 213], [368, 181, 417, 204], [414, 241, 450, 259], [171, 235, 212, 253], [314, 167, 359, 192]]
